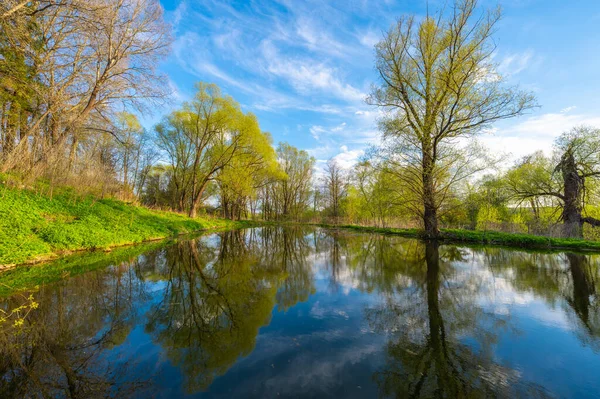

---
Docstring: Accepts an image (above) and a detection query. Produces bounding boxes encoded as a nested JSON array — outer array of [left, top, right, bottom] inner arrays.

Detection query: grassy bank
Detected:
[[316, 223, 600, 252], [0, 184, 240, 267]]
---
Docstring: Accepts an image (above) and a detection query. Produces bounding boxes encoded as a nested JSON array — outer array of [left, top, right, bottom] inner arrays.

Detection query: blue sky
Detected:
[[151, 0, 600, 168]]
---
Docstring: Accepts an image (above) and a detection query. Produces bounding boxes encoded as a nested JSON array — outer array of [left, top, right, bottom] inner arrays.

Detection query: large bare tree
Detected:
[[1, 0, 171, 180], [368, 0, 536, 238]]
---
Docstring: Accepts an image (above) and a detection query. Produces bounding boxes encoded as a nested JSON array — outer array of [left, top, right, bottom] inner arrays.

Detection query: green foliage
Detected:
[[261, 142, 315, 221], [0, 184, 237, 266], [345, 160, 412, 226], [368, 1, 536, 236]]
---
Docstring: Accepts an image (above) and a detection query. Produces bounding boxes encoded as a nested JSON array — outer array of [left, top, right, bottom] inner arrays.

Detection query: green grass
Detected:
[[315, 223, 600, 252], [0, 184, 240, 266], [0, 240, 167, 296]]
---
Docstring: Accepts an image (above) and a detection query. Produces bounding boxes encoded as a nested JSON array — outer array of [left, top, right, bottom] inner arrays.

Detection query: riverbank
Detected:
[[315, 223, 600, 252], [0, 185, 241, 268]]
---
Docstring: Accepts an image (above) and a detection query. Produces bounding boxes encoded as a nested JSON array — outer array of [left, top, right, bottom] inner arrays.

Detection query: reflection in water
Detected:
[[144, 230, 283, 392], [0, 261, 150, 398], [366, 242, 548, 397], [1, 227, 600, 398]]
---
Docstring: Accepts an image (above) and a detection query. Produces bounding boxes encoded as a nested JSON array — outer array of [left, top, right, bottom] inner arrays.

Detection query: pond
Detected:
[[1, 226, 600, 398]]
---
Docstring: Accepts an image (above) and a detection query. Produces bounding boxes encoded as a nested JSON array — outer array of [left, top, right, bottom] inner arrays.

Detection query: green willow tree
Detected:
[[156, 83, 275, 217], [217, 129, 280, 220], [260, 142, 315, 220], [368, 0, 536, 238], [348, 159, 410, 227]]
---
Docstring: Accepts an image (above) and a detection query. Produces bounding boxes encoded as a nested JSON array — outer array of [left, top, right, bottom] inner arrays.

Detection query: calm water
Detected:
[[2, 226, 600, 398]]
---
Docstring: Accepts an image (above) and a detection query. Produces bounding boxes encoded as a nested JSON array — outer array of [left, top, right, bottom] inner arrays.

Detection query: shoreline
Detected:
[[0, 222, 255, 297], [6, 219, 599, 272], [313, 223, 600, 253], [0, 221, 251, 271]]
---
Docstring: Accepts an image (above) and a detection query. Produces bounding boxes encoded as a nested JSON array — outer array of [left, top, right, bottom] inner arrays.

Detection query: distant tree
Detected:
[[322, 158, 347, 219], [217, 130, 280, 220], [368, 0, 536, 237], [352, 160, 406, 226], [262, 143, 314, 220], [462, 175, 510, 230]]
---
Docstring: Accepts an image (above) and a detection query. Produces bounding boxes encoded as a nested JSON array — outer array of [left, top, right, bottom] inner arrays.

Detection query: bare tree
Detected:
[[1, 0, 171, 183], [322, 158, 347, 220]]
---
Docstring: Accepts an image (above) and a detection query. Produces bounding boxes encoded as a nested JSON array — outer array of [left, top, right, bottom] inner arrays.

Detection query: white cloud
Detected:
[[357, 29, 380, 48], [481, 110, 600, 161], [332, 146, 365, 169], [497, 50, 535, 77], [310, 125, 327, 140], [261, 41, 366, 103], [169, 0, 188, 31], [331, 122, 346, 132], [294, 17, 351, 58], [560, 105, 576, 113]]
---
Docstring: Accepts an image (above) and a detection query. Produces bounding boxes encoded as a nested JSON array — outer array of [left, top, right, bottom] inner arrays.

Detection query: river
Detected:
[[1, 226, 600, 398]]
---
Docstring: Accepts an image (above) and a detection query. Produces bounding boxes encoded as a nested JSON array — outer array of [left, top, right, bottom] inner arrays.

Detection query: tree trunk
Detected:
[[189, 198, 199, 218], [560, 150, 583, 238], [68, 137, 78, 172], [422, 151, 439, 238], [188, 181, 208, 218]]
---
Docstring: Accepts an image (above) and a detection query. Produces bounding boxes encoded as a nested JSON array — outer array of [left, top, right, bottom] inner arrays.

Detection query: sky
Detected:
[[150, 0, 600, 169]]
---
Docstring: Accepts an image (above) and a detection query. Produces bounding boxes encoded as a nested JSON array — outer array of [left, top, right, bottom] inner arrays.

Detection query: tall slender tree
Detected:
[[322, 158, 347, 219]]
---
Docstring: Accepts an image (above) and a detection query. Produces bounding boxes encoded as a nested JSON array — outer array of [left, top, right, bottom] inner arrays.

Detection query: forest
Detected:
[[2, 0, 600, 248]]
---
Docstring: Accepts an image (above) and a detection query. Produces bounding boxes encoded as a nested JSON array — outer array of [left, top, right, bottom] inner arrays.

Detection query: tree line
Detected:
[[2, 0, 600, 239]]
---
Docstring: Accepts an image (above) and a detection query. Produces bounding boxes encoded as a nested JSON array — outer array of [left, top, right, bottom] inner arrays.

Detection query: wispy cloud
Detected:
[[158, 0, 600, 171], [560, 105, 576, 113], [497, 50, 536, 77], [261, 41, 366, 103], [356, 28, 380, 48]]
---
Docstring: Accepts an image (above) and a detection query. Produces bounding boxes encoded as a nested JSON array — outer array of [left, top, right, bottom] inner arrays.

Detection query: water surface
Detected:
[[1, 226, 600, 398]]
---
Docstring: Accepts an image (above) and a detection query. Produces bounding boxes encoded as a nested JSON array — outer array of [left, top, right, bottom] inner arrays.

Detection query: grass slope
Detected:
[[0, 185, 237, 266], [316, 223, 600, 252]]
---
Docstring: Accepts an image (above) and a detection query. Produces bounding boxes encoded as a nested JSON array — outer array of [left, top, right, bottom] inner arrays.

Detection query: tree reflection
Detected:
[[565, 253, 596, 334], [144, 227, 317, 393], [0, 257, 152, 398], [366, 242, 549, 398], [259, 226, 315, 311], [2, 226, 599, 398], [0, 227, 320, 397], [480, 248, 600, 345]]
